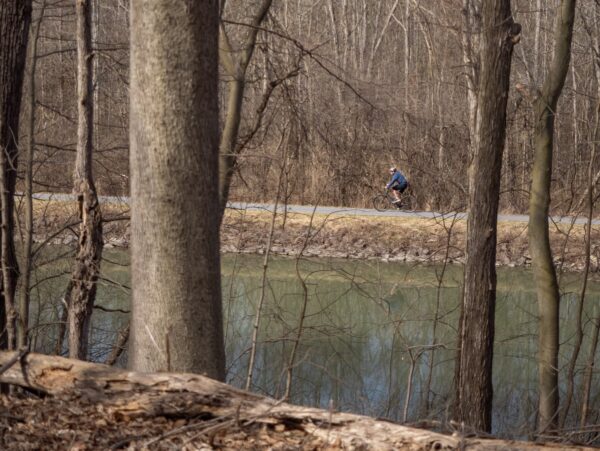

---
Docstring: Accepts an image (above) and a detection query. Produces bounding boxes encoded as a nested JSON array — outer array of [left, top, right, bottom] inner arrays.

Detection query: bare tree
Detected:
[[218, 0, 273, 216], [18, 0, 46, 349], [0, 0, 32, 350], [455, 0, 519, 433], [528, 0, 576, 434], [66, 0, 104, 360], [128, 0, 225, 379], [580, 6, 600, 427]]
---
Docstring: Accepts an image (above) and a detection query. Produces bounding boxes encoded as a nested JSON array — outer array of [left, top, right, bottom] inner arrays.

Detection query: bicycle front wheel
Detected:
[[372, 194, 390, 212]]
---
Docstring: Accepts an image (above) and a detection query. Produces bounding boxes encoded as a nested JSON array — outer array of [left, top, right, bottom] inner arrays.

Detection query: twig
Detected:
[[93, 304, 130, 314]]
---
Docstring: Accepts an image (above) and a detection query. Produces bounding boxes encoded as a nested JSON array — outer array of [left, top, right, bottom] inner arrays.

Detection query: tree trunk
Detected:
[[129, 0, 225, 379], [18, 0, 46, 350], [561, 103, 598, 429], [0, 0, 32, 350], [67, 0, 103, 361], [456, 0, 519, 433], [528, 0, 576, 435], [580, 309, 600, 428], [218, 0, 273, 217], [461, 0, 481, 193], [580, 22, 600, 428]]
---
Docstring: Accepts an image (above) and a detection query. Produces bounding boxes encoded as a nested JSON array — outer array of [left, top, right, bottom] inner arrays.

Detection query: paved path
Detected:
[[227, 202, 600, 225], [24, 192, 598, 225]]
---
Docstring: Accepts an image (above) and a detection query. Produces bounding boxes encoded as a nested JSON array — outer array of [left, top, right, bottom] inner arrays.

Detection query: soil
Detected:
[[29, 199, 600, 273]]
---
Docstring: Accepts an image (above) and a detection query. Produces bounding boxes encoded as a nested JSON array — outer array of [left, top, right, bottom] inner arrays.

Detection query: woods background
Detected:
[[1, 0, 599, 443], [24, 0, 600, 213]]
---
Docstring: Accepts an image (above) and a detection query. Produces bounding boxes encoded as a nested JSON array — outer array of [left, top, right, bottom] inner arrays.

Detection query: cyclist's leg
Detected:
[[394, 183, 408, 205], [391, 187, 403, 207]]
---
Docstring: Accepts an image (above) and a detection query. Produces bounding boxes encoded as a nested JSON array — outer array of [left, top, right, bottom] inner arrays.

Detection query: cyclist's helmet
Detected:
[[389, 166, 396, 173]]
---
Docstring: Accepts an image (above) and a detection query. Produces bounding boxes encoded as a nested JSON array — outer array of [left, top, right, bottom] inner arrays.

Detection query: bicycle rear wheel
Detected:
[[401, 194, 415, 211], [372, 194, 390, 212]]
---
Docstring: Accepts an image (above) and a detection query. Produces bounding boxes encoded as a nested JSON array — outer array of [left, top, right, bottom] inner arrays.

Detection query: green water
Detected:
[[28, 249, 600, 437]]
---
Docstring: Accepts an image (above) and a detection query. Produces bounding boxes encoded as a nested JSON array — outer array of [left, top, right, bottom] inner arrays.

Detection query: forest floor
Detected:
[[2, 392, 327, 450], [28, 198, 600, 273], [1, 351, 594, 451]]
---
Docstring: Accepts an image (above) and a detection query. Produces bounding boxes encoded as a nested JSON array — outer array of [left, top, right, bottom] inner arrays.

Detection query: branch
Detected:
[[222, 19, 375, 109]]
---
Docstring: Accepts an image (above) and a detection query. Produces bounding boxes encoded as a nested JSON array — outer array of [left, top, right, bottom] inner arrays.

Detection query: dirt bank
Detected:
[[220, 208, 600, 272], [29, 200, 600, 272]]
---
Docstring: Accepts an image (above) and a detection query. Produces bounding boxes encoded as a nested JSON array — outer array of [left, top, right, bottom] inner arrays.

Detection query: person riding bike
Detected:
[[386, 166, 408, 207]]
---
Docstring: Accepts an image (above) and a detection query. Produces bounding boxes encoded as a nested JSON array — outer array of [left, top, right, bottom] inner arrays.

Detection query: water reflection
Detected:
[[28, 249, 600, 438]]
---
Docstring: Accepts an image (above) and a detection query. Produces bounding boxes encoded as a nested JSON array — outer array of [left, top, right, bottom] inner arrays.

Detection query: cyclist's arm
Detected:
[[386, 173, 399, 189]]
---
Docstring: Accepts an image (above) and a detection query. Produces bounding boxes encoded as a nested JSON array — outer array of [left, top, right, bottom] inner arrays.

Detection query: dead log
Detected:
[[0, 351, 591, 450]]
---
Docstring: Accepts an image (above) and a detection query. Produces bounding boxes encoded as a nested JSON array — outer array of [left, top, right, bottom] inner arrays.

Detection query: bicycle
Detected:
[[372, 188, 415, 212]]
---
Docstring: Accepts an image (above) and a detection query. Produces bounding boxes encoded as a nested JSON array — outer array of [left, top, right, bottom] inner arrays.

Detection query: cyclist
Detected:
[[386, 166, 408, 207]]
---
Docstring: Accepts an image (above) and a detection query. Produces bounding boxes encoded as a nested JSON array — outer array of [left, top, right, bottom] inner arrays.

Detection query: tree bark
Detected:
[[218, 0, 273, 218], [528, 0, 576, 435], [67, 0, 104, 361], [456, 0, 519, 433], [461, 0, 481, 193], [0, 0, 32, 350], [18, 0, 46, 350], [561, 103, 598, 429], [129, 0, 225, 379], [580, 18, 600, 428]]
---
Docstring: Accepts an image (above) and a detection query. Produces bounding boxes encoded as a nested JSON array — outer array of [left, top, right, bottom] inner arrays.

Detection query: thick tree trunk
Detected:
[[456, 0, 519, 433], [67, 0, 103, 360], [528, 0, 576, 435], [129, 0, 225, 379], [0, 1, 32, 350]]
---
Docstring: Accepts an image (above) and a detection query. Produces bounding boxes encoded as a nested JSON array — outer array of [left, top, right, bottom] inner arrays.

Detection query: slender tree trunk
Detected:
[[18, 0, 46, 350], [245, 134, 286, 390], [533, 0, 542, 82], [67, 0, 103, 360], [218, 77, 244, 213], [422, 216, 458, 416], [528, 0, 576, 435], [0, 0, 32, 351], [105, 323, 129, 366], [129, 0, 225, 379], [561, 103, 598, 429], [580, 310, 600, 428], [580, 25, 600, 429], [461, 0, 481, 193], [284, 207, 319, 400], [456, 0, 519, 433], [218, 0, 273, 218]]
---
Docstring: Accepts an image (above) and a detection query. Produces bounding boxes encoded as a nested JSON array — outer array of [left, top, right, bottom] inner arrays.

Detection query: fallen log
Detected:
[[0, 351, 591, 450]]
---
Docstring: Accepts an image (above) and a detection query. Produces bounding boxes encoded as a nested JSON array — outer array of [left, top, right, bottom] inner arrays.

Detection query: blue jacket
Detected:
[[386, 171, 407, 189]]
